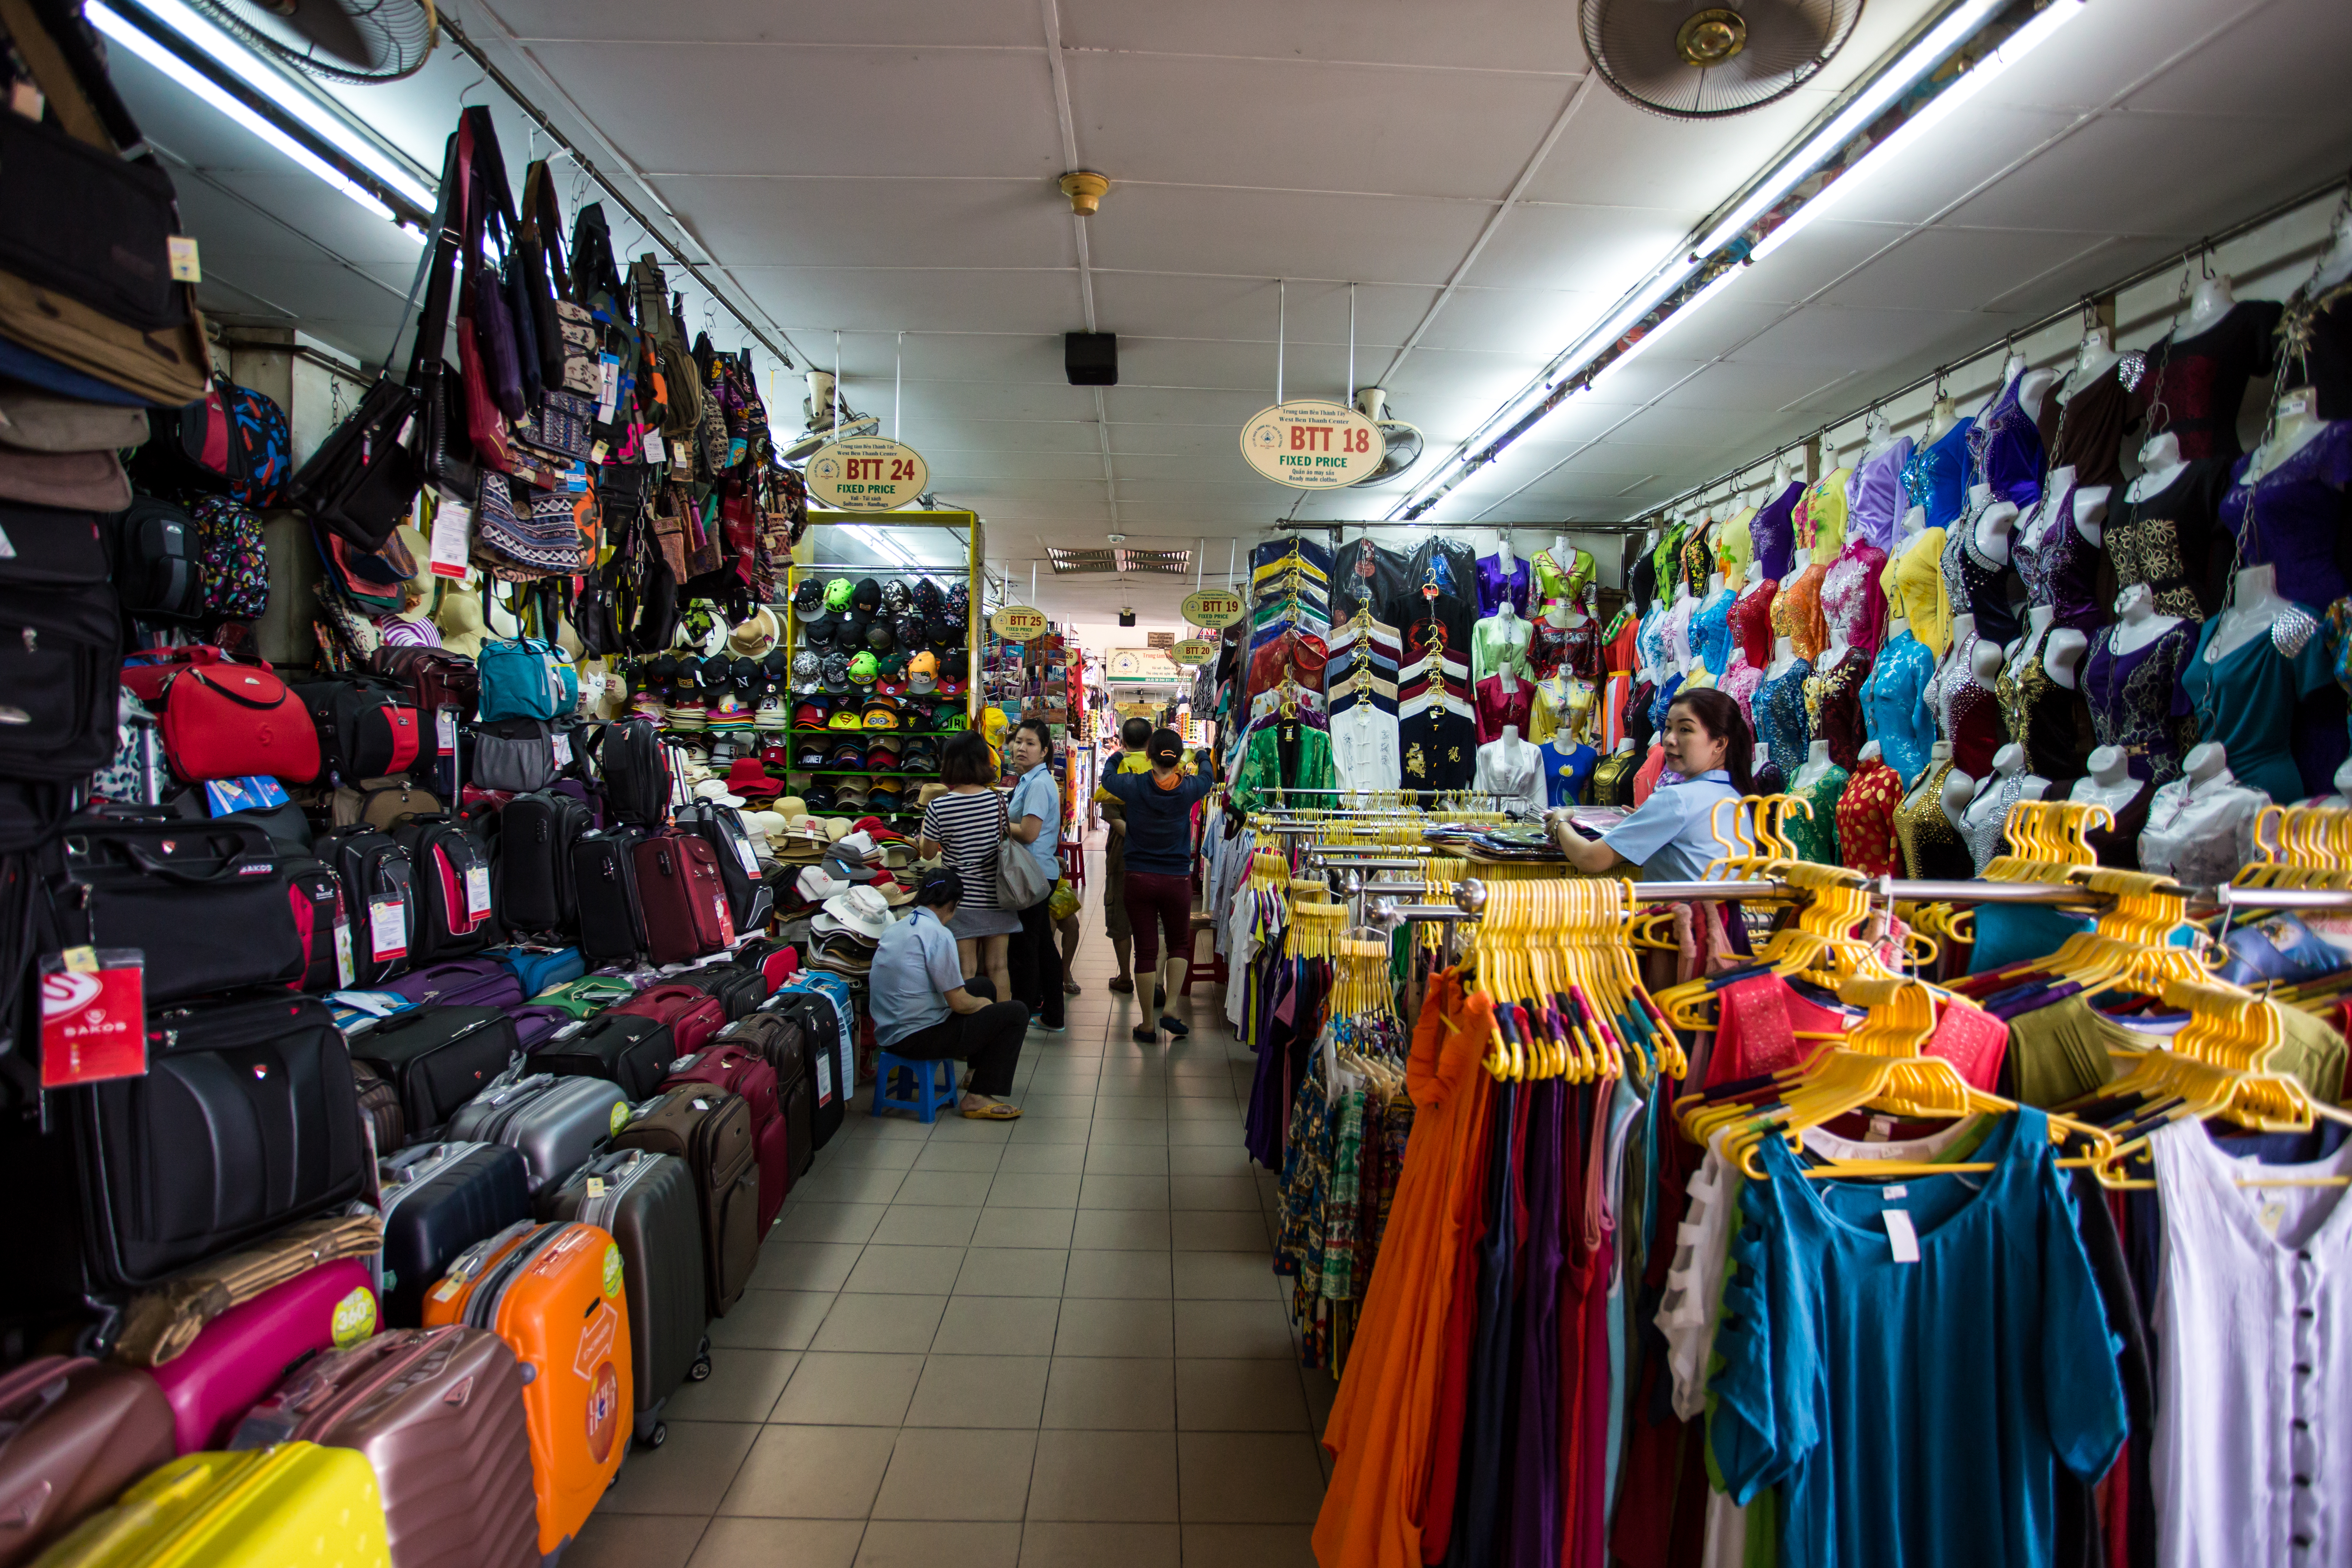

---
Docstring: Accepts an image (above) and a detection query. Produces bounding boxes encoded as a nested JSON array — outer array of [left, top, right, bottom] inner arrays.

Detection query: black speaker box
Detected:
[[1065, 332, 1118, 386]]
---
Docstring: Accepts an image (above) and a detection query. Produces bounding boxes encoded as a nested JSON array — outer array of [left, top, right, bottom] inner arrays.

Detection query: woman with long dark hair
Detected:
[[1547, 686, 1752, 880]]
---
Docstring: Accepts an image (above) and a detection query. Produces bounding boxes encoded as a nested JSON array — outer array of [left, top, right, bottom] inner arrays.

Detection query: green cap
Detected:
[[824, 577, 855, 611], [847, 651, 879, 684]]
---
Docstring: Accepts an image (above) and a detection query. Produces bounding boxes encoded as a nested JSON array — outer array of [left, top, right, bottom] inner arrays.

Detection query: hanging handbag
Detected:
[[995, 794, 1054, 910], [515, 161, 569, 394]]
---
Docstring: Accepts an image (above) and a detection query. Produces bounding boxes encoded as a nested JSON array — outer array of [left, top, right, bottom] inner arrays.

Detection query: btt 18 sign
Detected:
[[1181, 588, 1245, 629], [1171, 638, 1216, 665], [990, 605, 1047, 643], [1238, 399, 1385, 490], [805, 436, 928, 511]]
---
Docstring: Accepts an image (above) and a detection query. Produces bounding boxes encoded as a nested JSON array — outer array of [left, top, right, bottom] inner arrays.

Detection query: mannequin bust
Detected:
[[1793, 738, 1837, 790], [2205, 562, 2294, 662], [2016, 366, 2058, 425], [1971, 637, 2007, 686], [2008, 606, 2087, 691], [1933, 612, 1978, 709], [2180, 741, 2230, 786], [436, 586, 487, 658], [2331, 755, 2352, 809], [2183, 273, 2236, 337], [2126, 433, 2189, 502], [2072, 747, 2141, 816], [1899, 503, 1926, 539], [2105, 582, 2184, 658], [1857, 738, 1883, 767], [2246, 388, 2331, 481], [1818, 630, 1857, 680], [2317, 211, 2352, 294], [1976, 352, 2030, 420], [1972, 500, 2019, 567], [1496, 527, 1518, 578], [1862, 408, 1897, 457], [1940, 765, 1975, 829], [1706, 571, 1727, 600], [2063, 326, 2120, 399], [1902, 737, 1954, 812], [1926, 395, 1961, 441], [1765, 634, 1799, 680], [1886, 614, 1911, 644], [2020, 467, 2113, 552], [1613, 737, 1637, 756], [1494, 597, 1521, 694], [1737, 562, 1772, 601], [1965, 744, 2046, 837]]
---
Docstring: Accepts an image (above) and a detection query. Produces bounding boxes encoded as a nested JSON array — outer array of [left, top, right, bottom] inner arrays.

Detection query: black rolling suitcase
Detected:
[[723, 1013, 814, 1184], [496, 790, 591, 938], [764, 989, 848, 1151], [672, 963, 766, 1022], [345, 1005, 520, 1136], [538, 1149, 710, 1447], [609, 1087, 759, 1318], [570, 826, 649, 963], [374, 1141, 532, 1327], [534, 1013, 674, 1101]]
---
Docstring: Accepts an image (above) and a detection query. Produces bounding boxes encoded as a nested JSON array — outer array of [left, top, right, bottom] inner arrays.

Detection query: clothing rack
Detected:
[[1369, 874, 2352, 923]]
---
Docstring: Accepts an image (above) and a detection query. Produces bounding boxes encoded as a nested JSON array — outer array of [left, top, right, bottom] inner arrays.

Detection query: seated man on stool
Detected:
[[868, 867, 1028, 1119]]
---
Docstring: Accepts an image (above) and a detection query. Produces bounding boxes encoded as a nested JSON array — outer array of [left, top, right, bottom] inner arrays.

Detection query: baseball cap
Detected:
[[827, 707, 864, 729], [881, 580, 911, 615], [934, 708, 969, 733], [795, 739, 829, 769], [793, 699, 830, 729], [862, 695, 901, 730], [906, 650, 939, 694], [848, 651, 878, 685], [821, 653, 852, 694], [803, 784, 838, 812], [851, 577, 883, 615], [803, 615, 838, 649], [865, 619, 895, 652], [912, 578, 943, 616], [791, 579, 827, 620], [823, 577, 854, 612], [827, 738, 866, 768]]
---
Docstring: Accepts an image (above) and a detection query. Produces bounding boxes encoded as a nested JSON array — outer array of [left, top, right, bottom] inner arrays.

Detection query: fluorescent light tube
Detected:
[[1694, 0, 2009, 257], [1589, 265, 1749, 389], [121, 0, 436, 210], [90, 3, 420, 234]]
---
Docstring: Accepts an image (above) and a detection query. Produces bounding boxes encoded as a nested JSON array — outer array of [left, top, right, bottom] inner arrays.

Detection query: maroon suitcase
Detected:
[[0, 1357, 176, 1568], [229, 1326, 538, 1568], [612, 982, 725, 1057], [663, 1047, 789, 1232], [630, 832, 732, 963]]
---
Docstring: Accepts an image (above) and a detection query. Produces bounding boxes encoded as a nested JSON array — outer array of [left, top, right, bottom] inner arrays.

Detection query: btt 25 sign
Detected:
[[1238, 399, 1385, 489], [806, 436, 928, 511]]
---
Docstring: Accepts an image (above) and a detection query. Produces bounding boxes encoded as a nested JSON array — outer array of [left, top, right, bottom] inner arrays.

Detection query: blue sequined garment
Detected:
[[1861, 633, 1939, 786], [1901, 417, 1974, 531], [1753, 658, 1813, 779], [1689, 588, 1736, 676]]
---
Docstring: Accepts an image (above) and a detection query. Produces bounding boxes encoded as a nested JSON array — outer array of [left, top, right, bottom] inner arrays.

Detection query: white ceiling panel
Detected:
[[1111, 338, 1289, 395], [1090, 274, 1435, 348], [1729, 304, 2000, 369], [736, 267, 1080, 336], [894, 380, 1101, 425], [1462, 202, 1693, 294], [1084, 186, 1494, 285], [908, 419, 1103, 456], [653, 177, 1073, 270], [1523, 89, 1838, 213], [1813, 226, 2111, 313], [1405, 285, 1614, 357], [1099, 386, 1281, 429], [1056, 0, 1587, 73], [1814, 107, 2085, 230], [2119, 0, 2348, 116], [924, 450, 1109, 482], [482, 0, 1041, 46]]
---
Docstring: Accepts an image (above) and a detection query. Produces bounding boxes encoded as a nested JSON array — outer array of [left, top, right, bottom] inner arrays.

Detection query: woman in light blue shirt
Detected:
[[1548, 687, 1751, 882], [1004, 717, 1066, 1031], [868, 867, 1029, 1118]]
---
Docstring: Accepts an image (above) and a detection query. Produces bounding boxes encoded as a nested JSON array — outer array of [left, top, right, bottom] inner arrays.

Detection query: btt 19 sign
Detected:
[[805, 436, 928, 511], [1182, 588, 1244, 629], [1238, 399, 1385, 489]]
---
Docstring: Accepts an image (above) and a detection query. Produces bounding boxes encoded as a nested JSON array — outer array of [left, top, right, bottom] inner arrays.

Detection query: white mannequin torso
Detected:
[[2061, 328, 2120, 401], [2205, 563, 2294, 663], [2246, 390, 2332, 482], [2104, 585, 2185, 658], [1793, 738, 1837, 790], [1972, 500, 2018, 565], [1764, 635, 1798, 681], [2180, 275, 2236, 338], [2070, 747, 2141, 818], [2125, 433, 2190, 504]]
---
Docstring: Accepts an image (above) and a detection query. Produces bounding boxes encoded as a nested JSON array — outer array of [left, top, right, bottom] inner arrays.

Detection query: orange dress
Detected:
[[1772, 560, 1831, 662], [1314, 972, 1498, 1568]]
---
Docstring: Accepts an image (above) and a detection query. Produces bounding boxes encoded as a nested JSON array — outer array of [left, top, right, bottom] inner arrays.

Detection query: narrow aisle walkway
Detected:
[[570, 840, 1333, 1568]]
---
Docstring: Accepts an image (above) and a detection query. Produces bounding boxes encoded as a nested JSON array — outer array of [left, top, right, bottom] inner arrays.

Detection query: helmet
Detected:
[[823, 577, 854, 612], [847, 652, 879, 685]]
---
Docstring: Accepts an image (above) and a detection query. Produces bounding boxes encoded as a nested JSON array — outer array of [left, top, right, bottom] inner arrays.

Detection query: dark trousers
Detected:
[[1123, 870, 1193, 971], [885, 976, 1026, 1096], [1011, 894, 1065, 1026]]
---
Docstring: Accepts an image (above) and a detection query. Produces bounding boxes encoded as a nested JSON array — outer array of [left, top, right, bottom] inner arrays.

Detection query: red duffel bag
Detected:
[[155, 660, 322, 782], [119, 643, 227, 703]]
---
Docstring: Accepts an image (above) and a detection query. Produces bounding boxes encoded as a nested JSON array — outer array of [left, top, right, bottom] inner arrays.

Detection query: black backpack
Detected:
[[390, 815, 499, 962], [295, 676, 423, 786], [598, 717, 669, 825], [107, 496, 204, 621], [316, 823, 416, 986], [497, 790, 591, 937]]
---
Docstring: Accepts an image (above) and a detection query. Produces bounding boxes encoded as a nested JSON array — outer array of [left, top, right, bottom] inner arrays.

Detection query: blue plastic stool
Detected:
[[873, 1050, 959, 1123]]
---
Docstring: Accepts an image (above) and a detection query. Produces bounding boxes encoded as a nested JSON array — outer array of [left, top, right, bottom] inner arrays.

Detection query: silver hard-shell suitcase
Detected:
[[444, 1070, 629, 1194]]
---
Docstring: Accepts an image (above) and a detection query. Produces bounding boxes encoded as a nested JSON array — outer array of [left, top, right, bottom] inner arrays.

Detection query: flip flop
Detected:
[[960, 1098, 1023, 1120]]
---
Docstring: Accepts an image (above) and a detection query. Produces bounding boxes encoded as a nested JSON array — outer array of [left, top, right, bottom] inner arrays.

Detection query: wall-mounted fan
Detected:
[[1580, 0, 1862, 119], [182, 0, 438, 83], [1348, 387, 1424, 487]]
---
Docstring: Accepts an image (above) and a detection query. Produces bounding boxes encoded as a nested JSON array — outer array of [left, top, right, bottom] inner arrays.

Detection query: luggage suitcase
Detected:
[[724, 1012, 815, 1184], [631, 833, 732, 963], [610, 1087, 759, 1318], [153, 659, 322, 784], [663, 1047, 789, 1231], [0, 1358, 175, 1568], [503, 942, 584, 995], [612, 981, 725, 1057], [31, 1442, 391, 1568], [374, 1142, 531, 1329], [55, 994, 367, 1298], [508, 1004, 574, 1052], [535, 1012, 673, 1100], [109, 1211, 384, 1371], [389, 815, 497, 962], [539, 1150, 710, 1446], [368, 646, 479, 722], [344, 1006, 518, 1135], [228, 1327, 537, 1568], [351, 1060, 403, 1155], [570, 826, 649, 963], [421, 1223, 629, 1558], [597, 717, 669, 825], [316, 824, 415, 987], [383, 957, 524, 1011], [673, 962, 767, 1021], [674, 799, 772, 935], [766, 982, 852, 1151], [444, 1069, 628, 1194], [732, 935, 799, 990], [284, 851, 349, 994], [146, 1257, 380, 1454], [531, 973, 638, 1017]]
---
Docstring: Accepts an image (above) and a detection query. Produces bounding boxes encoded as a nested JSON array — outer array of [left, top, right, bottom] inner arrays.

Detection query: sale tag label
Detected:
[[990, 605, 1047, 643], [429, 497, 472, 579], [333, 914, 355, 989], [805, 435, 928, 511], [39, 951, 147, 1088], [596, 355, 619, 421], [642, 430, 667, 465], [368, 894, 408, 960], [551, 732, 574, 769], [464, 865, 492, 920], [435, 708, 458, 756]]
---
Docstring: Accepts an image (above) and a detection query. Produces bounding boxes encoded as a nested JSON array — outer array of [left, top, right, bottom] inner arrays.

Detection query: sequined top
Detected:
[[1636, 605, 1672, 676], [1803, 651, 1869, 769], [1941, 513, 2023, 647], [1861, 632, 1938, 786], [1836, 756, 1905, 876], [2037, 364, 2128, 490], [1723, 650, 1766, 733], [1531, 547, 1596, 609], [1797, 471, 1852, 560], [1820, 541, 1891, 658], [2082, 619, 2197, 782], [1994, 639, 2082, 782], [1751, 481, 1804, 582], [1881, 527, 1951, 656], [2012, 483, 2106, 632], [1678, 524, 1716, 601], [1895, 760, 1976, 880], [2110, 459, 2233, 620], [1966, 374, 2047, 510], [1728, 582, 1779, 671], [1663, 596, 1697, 669], [1753, 659, 1814, 779], [1786, 763, 1849, 864], [1774, 563, 1831, 661], [1847, 438, 1916, 551], [1902, 418, 1975, 531], [1689, 588, 1736, 676], [2179, 607, 2335, 803], [1937, 638, 2005, 779], [1715, 508, 1757, 585], [2220, 420, 2352, 611], [1589, 748, 1640, 808], [1963, 769, 2042, 873]]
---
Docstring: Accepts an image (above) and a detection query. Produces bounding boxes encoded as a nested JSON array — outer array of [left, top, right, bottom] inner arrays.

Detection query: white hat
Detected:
[[796, 866, 850, 903], [820, 885, 892, 939], [692, 778, 745, 808], [833, 829, 876, 862]]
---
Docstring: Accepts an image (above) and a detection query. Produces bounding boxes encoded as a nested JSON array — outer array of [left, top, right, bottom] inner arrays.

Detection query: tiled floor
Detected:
[[568, 844, 1334, 1568]]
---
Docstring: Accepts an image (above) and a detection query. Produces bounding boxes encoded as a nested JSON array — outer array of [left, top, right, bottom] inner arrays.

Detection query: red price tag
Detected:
[[40, 950, 147, 1088]]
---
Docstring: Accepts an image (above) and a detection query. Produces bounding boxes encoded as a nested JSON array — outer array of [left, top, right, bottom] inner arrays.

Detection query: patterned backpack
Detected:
[[188, 495, 269, 618]]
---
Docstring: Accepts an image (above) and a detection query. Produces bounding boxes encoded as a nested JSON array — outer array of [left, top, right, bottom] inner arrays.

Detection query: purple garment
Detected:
[[1967, 374, 2047, 511], [1476, 552, 1533, 618], [1507, 1078, 1567, 1568], [1751, 481, 1803, 582], [1846, 436, 1917, 551], [2082, 619, 2196, 781], [2013, 482, 2107, 632], [2220, 420, 2352, 611]]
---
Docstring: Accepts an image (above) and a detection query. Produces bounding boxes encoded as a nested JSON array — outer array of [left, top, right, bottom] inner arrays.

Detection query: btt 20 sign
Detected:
[[806, 436, 928, 511], [1238, 399, 1386, 490]]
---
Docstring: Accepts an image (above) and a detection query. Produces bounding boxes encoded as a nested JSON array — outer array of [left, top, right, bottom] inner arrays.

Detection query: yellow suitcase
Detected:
[[32, 1443, 389, 1568]]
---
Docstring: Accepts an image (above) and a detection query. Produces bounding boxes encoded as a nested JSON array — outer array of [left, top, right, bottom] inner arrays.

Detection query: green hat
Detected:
[[824, 577, 855, 612], [848, 651, 879, 684]]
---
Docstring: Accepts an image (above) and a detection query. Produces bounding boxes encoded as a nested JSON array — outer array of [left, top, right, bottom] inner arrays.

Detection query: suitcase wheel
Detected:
[[688, 1355, 713, 1382], [640, 1421, 668, 1449]]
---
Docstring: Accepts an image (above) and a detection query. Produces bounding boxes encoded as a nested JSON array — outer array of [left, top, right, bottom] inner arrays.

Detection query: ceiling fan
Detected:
[[180, 0, 439, 83], [1580, 0, 1863, 119], [1347, 387, 1425, 487]]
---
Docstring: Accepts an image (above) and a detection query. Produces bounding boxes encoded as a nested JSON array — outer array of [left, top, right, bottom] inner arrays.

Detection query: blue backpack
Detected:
[[475, 637, 562, 721]]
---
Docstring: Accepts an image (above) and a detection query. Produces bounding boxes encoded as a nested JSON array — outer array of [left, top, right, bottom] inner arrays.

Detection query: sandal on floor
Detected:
[[1063, 980, 1082, 995], [1131, 1023, 1161, 1043], [1159, 1015, 1189, 1039], [960, 1098, 1023, 1119], [1107, 976, 1135, 993]]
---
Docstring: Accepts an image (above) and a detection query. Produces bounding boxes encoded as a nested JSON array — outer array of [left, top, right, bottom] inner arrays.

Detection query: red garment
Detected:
[[1475, 674, 1535, 744], [1727, 580, 1779, 670], [1246, 630, 1329, 703], [1835, 756, 1904, 876], [1708, 972, 2007, 1090], [1632, 742, 1667, 806]]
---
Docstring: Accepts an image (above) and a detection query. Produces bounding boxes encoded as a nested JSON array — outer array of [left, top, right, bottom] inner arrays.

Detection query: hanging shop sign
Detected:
[[805, 435, 928, 511], [1238, 398, 1386, 489], [1181, 587, 1246, 628], [990, 604, 1048, 642], [1171, 638, 1216, 666]]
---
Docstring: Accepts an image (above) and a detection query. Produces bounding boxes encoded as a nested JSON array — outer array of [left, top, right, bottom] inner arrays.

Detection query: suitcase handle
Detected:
[[119, 842, 276, 885]]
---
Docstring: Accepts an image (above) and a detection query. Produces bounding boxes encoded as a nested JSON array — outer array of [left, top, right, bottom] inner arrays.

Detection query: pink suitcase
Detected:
[[147, 1257, 380, 1454]]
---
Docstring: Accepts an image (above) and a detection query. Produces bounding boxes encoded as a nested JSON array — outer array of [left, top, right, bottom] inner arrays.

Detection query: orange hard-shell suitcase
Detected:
[[418, 1219, 630, 1556]]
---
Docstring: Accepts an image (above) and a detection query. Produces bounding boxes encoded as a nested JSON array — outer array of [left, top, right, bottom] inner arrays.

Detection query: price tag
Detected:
[[435, 707, 458, 756], [166, 236, 202, 284], [332, 914, 355, 989], [429, 497, 472, 579], [585, 1176, 606, 1199], [1881, 1185, 1908, 1200], [813, 1049, 833, 1105], [1881, 1210, 1920, 1263], [552, 732, 574, 769], [732, 833, 760, 876], [597, 355, 619, 421], [464, 864, 492, 920], [566, 463, 588, 494], [368, 895, 408, 960], [642, 430, 667, 465], [39, 950, 147, 1088]]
